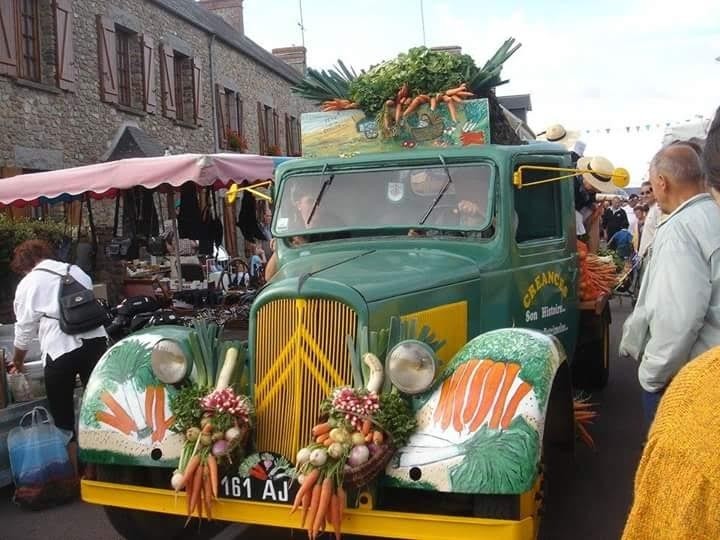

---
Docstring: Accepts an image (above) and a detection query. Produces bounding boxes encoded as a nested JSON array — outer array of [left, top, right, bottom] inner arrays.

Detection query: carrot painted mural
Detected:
[[386, 328, 565, 494]]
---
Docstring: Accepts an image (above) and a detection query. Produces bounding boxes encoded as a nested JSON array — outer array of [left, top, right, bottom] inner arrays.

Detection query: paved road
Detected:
[[0, 299, 643, 540]]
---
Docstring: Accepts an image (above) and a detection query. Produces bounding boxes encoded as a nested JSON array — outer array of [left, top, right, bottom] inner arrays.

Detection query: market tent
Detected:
[[0, 153, 291, 207]]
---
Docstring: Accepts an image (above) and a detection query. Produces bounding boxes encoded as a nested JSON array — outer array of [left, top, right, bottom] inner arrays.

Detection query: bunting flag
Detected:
[[547, 114, 708, 137]]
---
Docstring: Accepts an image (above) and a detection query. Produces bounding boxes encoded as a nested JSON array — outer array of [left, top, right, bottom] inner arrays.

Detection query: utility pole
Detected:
[[298, 0, 306, 48], [420, 0, 427, 46]]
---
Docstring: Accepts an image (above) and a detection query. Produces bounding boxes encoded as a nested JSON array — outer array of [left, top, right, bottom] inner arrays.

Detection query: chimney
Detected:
[[197, 0, 244, 35], [272, 46, 307, 74], [431, 45, 462, 56]]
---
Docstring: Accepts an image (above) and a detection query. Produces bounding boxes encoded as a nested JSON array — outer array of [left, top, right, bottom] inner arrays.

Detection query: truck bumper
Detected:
[[82, 479, 536, 540]]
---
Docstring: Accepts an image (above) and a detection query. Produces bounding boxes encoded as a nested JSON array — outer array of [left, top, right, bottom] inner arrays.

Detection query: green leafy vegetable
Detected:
[[291, 60, 358, 104], [170, 384, 210, 434], [450, 416, 539, 493], [373, 392, 417, 448]]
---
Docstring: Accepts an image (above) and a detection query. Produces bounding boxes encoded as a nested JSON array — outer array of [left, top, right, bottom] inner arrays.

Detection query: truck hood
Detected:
[[274, 249, 479, 302]]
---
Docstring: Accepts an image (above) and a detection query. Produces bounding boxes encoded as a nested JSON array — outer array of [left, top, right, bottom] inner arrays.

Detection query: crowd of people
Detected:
[[620, 106, 720, 539]]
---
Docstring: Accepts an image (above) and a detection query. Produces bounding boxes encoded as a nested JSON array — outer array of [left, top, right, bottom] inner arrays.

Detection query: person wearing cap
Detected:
[[619, 143, 720, 426]]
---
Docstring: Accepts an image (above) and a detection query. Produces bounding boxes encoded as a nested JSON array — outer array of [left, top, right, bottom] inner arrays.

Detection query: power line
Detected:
[[420, 0, 426, 46]]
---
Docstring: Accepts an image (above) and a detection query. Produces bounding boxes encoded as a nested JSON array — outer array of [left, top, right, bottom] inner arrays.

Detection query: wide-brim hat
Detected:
[[577, 155, 620, 193], [537, 124, 585, 156]]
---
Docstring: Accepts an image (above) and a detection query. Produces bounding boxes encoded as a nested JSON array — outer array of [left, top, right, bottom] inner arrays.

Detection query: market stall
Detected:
[[0, 153, 288, 312]]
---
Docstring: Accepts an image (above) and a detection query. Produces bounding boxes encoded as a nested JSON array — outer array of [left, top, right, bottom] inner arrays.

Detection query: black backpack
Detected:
[[36, 265, 108, 335]]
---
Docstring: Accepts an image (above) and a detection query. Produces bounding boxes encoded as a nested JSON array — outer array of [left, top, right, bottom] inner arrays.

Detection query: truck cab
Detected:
[[81, 142, 601, 540]]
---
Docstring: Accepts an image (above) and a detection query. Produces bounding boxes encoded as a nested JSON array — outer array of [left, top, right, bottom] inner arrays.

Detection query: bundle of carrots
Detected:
[[172, 423, 219, 524], [573, 397, 598, 450], [433, 359, 532, 433], [578, 241, 618, 301], [321, 99, 360, 111], [95, 387, 174, 442], [290, 464, 346, 540], [383, 82, 475, 128]]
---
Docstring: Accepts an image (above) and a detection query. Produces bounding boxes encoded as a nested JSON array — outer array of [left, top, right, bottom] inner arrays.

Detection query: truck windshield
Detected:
[[274, 164, 494, 238]]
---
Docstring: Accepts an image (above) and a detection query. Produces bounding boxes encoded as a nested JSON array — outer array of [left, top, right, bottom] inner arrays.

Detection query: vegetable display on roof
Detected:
[[292, 39, 524, 146]]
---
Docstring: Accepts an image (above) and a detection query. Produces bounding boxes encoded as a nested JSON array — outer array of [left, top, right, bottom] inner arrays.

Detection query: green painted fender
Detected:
[[385, 327, 567, 494], [78, 326, 194, 467]]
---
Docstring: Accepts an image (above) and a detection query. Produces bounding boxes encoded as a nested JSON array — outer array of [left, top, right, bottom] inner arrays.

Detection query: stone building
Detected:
[[0, 0, 312, 175], [0, 0, 314, 306]]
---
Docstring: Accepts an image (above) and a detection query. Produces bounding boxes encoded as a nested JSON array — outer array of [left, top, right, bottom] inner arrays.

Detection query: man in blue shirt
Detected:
[[608, 227, 634, 260]]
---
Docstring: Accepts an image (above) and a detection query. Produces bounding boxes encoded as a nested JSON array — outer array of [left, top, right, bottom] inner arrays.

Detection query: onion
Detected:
[[348, 444, 369, 467], [329, 428, 349, 443], [171, 471, 184, 491], [212, 439, 229, 457], [309, 448, 328, 467], [296, 447, 311, 465], [200, 433, 212, 447], [225, 427, 241, 442]]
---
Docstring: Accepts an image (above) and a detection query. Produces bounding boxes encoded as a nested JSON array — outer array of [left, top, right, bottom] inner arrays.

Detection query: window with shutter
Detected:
[[216, 84, 228, 149], [193, 57, 202, 124], [237, 97, 244, 139], [18, 0, 40, 81], [116, 29, 131, 106], [159, 44, 175, 118], [53, 0, 75, 91], [97, 15, 118, 103], [142, 35, 156, 113], [272, 110, 280, 147], [0, 1, 18, 77], [284, 113, 291, 156], [257, 102, 267, 155]]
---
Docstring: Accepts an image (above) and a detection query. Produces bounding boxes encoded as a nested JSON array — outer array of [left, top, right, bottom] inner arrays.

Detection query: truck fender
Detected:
[[78, 326, 195, 468], [386, 328, 568, 495]]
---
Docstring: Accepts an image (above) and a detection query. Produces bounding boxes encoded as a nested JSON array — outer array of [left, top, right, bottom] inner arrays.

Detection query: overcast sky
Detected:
[[243, 0, 720, 185]]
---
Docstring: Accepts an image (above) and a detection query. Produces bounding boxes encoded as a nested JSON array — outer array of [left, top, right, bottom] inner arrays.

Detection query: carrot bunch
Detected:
[[573, 397, 598, 449], [291, 465, 346, 540], [173, 423, 220, 525], [433, 359, 533, 433], [321, 99, 360, 111], [578, 241, 618, 301], [382, 82, 475, 129], [95, 387, 174, 442]]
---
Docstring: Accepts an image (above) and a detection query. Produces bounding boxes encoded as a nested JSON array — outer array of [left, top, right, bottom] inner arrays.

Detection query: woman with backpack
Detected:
[[9, 240, 108, 478]]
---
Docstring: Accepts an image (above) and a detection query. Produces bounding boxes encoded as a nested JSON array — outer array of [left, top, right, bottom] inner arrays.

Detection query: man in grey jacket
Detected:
[[620, 144, 720, 424]]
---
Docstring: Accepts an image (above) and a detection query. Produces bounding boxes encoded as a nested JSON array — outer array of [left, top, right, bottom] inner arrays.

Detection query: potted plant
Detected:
[[226, 130, 248, 153], [266, 144, 282, 157]]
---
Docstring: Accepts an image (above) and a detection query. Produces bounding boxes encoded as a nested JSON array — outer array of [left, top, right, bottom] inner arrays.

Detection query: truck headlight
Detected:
[[151, 339, 189, 384], [387, 340, 437, 394]]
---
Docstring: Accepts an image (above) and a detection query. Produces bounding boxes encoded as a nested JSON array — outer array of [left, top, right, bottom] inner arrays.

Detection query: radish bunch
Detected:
[[200, 387, 252, 425], [330, 387, 380, 432]]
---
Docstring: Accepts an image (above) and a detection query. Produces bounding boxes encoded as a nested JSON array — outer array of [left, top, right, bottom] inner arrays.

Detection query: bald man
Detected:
[[620, 144, 720, 426]]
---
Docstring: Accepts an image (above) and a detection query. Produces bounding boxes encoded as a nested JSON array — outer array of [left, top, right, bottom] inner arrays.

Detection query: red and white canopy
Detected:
[[0, 153, 290, 207]]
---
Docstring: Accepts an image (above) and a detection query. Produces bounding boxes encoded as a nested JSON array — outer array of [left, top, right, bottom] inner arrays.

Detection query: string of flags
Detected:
[[579, 115, 709, 136]]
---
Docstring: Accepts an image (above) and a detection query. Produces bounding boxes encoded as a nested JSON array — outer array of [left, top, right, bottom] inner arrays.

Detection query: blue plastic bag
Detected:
[[7, 407, 77, 509]]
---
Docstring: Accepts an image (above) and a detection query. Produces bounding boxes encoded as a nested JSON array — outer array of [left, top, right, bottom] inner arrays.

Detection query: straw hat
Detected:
[[577, 155, 620, 193], [538, 124, 585, 155]]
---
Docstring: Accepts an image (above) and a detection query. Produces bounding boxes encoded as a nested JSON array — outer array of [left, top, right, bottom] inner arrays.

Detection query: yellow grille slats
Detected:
[[254, 298, 357, 460]]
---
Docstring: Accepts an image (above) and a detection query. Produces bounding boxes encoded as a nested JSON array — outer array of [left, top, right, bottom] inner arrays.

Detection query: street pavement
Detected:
[[0, 299, 643, 540]]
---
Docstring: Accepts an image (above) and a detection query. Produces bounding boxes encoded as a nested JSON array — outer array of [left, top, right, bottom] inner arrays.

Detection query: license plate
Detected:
[[220, 452, 297, 504]]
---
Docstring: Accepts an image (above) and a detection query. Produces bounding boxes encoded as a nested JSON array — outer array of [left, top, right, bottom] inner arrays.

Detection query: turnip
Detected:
[[351, 432, 366, 446], [225, 426, 241, 442], [171, 470, 184, 491], [212, 431, 224, 442], [328, 442, 344, 459], [348, 444, 369, 467], [200, 433, 212, 447], [212, 439, 229, 457], [296, 447, 311, 465], [186, 427, 201, 442], [309, 448, 328, 467], [329, 427, 349, 443]]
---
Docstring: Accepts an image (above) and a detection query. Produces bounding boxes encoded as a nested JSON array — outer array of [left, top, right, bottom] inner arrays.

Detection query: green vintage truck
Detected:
[[79, 142, 616, 540]]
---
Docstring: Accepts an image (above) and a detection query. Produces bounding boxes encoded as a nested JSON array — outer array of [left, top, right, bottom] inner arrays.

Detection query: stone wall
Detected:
[[0, 0, 314, 170]]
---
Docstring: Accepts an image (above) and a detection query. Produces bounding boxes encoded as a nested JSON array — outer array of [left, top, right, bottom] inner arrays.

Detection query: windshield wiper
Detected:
[[306, 164, 335, 226], [419, 156, 453, 225]]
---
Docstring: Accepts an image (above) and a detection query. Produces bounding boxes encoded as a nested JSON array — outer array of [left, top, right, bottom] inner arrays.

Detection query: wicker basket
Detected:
[[343, 442, 395, 490]]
